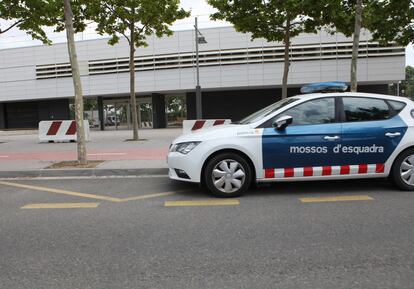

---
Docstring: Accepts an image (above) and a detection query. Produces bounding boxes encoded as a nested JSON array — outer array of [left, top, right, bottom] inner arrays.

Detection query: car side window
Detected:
[[343, 97, 391, 122], [272, 97, 336, 126]]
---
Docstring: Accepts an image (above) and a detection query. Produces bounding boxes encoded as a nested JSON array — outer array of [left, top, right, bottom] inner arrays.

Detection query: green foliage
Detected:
[[83, 0, 190, 48], [53, 1, 89, 34], [84, 98, 97, 111], [0, 0, 89, 43], [365, 0, 414, 46], [306, 0, 358, 37], [308, 0, 413, 45], [208, 0, 322, 98], [0, 0, 58, 43], [208, 0, 319, 42]]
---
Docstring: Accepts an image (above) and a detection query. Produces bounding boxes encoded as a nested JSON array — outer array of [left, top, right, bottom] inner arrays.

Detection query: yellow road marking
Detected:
[[21, 203, 99, 209], [299, 195, 374, 203], [164, 199, 240, 207], [0, 180, 177, 203], [119, 192, 176, 202], [0, 181, 122, 202]]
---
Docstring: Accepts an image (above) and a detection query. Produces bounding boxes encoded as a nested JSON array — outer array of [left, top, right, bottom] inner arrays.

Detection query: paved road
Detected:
[[0, 176, 413, 289]]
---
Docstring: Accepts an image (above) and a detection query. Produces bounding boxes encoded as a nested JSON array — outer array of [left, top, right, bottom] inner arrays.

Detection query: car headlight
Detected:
[[170, 141, 201, 154]]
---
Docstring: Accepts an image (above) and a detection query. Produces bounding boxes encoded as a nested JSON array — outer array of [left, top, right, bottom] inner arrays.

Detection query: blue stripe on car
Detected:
[[262, 116, 407, 169]]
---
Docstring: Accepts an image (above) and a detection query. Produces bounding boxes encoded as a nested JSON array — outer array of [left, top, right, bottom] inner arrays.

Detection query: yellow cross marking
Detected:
[[119, 192, 176, 202], [0, 181, 177, 203]]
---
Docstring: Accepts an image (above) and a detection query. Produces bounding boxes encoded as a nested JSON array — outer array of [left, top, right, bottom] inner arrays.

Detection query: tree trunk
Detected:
[[282, 15, 291, 99], [351, 0, 363, 92], [129, 24, 139, 141], [63, 0, 87, 165]]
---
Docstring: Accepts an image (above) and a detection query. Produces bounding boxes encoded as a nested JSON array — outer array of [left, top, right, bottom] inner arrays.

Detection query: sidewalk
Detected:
[[0, 128, 182, 175]]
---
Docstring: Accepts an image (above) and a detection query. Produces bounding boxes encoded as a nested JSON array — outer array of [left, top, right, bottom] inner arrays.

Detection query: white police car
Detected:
[[168, 82, 414, 197]]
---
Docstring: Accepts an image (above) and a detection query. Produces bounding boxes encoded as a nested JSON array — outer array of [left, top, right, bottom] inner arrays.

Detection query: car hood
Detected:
[[172, 124, 252, 144]]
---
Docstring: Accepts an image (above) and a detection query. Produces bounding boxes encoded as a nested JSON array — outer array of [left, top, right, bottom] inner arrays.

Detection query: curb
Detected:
[[0, 168, 169, 178]]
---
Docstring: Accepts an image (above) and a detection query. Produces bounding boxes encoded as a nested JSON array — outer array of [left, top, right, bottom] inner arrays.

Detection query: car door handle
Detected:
[[324, 135, 340, 141], [385, 132, 401, 138]]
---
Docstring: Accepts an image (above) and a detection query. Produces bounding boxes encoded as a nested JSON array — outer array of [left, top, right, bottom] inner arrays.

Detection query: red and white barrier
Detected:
[[183, 119, 231, 134], [141, 121, 153, 128], [39, 120, 90, 143]]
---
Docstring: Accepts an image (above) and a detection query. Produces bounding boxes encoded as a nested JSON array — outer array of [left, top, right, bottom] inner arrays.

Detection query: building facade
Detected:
[[0, 26, 406, 129]]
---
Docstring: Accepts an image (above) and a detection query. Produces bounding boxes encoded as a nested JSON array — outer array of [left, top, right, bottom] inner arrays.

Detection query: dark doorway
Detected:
[[5, 102, 39, 129]]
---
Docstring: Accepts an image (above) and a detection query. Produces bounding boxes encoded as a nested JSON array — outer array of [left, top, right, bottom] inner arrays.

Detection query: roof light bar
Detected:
[[301, 82, 348, 94]]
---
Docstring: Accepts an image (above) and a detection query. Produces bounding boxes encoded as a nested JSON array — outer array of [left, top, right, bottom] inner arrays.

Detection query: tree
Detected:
[[351, 0, 363, 92], [306, 0, 364, 91], [309, 0, 413, 92], [0, 0, 55, 43], [85, 0, 189, 140], [365, 0, 414, 46], [1, 0, 89, 165], [63, 0, 87, 164], [208, 0, 320, 99]]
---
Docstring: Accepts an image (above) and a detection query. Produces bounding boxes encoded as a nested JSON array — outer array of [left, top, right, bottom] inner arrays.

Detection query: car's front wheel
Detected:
[[203, 152, 252, 197], [391, 148, 414, 191]]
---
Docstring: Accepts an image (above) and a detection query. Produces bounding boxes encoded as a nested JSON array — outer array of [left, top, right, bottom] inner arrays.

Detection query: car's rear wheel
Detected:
[[391, 148, 414, 191], [204, 152, 252, 197]]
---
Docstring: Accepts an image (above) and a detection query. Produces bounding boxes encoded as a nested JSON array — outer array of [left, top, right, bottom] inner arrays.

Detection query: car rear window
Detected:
[[387, 100, 406, 113]]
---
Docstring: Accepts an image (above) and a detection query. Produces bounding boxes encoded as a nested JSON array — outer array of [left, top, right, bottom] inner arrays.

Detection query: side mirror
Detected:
[[273, 115, 293, 131]]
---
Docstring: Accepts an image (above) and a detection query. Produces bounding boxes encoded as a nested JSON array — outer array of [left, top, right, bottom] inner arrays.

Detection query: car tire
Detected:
[[391, 148, 414, 191], [203, 152, 252, 198]]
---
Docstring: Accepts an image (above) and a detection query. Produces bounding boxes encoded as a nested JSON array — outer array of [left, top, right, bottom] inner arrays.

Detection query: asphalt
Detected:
[[1, 176, 413, 289]]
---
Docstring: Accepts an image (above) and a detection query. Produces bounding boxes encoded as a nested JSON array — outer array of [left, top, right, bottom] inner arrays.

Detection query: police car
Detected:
[[168, 82, 414, 197]]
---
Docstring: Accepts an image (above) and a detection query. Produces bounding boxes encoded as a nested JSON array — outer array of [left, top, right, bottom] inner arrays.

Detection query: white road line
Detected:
[[0, 156, 9, 158], [87, 153, 127, 156]]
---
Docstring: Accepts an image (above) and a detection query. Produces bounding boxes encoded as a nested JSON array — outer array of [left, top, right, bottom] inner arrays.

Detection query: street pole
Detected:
[[195, 17, 202, 119]]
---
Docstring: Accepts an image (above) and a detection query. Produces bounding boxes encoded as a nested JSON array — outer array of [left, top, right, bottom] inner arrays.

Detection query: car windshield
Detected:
[[237, 97, 299, 124]]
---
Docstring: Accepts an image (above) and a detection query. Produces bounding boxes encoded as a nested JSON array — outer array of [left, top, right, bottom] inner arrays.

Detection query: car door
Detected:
[[261, 97, 342, 178], [340, 97, 408, 174]]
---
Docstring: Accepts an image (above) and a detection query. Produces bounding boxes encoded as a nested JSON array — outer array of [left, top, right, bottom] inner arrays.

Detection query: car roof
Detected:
[[292, 92, 411, 103]]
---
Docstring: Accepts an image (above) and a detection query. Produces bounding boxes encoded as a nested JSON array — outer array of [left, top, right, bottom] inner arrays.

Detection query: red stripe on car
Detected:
[[265, 169, 274, 179], [322, 166, 332, 176], [340, 165, 350, 175], [358, 164, 368, 174], [284, 168, 294, 177], [376, 164, 385, 173], [303, 167, 313, 176]]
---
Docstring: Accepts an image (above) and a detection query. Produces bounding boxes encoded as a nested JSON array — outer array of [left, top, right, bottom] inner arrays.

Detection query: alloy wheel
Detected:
[[211, 159, 246, 193]]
